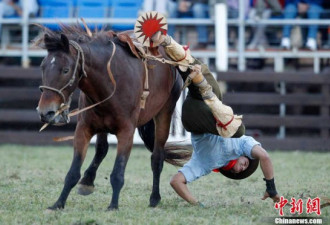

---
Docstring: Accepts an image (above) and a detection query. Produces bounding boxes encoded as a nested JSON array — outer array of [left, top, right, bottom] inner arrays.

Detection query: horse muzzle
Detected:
[[37, 105, 70, 126]]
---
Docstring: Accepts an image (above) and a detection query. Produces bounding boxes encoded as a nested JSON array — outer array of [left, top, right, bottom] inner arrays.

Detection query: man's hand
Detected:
[[262, 191, 280, 203], [151, 31, 166, 46]]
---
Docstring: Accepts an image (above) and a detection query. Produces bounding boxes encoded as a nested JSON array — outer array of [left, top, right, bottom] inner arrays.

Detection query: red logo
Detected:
[[290, 197, 303, 215], [275, 196, 321, 216], [306, 197, 321, 216], [275, 196, 288, 216]]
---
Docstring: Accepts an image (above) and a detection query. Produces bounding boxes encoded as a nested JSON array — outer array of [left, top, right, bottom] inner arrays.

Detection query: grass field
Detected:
[[0, 144, 329, 225]]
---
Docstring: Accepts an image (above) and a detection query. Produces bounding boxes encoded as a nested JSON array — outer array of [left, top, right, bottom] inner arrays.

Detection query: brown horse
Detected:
[[35, 25, 190, 210]]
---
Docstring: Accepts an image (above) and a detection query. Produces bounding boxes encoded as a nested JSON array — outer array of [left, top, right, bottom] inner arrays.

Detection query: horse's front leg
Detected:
[[77, 133, 109, 195], [108, 127, 134, 210], [48, 123, 92, 210]]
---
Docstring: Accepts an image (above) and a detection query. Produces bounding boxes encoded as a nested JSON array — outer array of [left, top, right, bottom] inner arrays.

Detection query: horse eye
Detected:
[[63, 68, 70, 74]]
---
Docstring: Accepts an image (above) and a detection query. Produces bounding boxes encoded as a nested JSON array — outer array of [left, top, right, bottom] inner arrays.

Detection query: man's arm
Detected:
[[170, 172, 199, 205], [251, 145, 280, 202], [251, 145, 273, 179]]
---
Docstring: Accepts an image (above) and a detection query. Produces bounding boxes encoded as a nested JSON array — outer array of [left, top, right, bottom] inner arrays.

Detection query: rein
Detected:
[[140, 51, 193, 70], [138, 49, 194, 90], [40, 40, 117, 132]]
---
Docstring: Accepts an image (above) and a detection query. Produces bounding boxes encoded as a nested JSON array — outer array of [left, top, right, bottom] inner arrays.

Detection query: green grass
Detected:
[[0, 145, 329, 225]]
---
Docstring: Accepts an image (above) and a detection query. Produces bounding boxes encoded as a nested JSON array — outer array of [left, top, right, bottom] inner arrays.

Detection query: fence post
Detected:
[[215, 2, 228, 72], [321, 84, 329, 138], [275, 58, 286, 139], [21, 0, 30, 68], [238, 0, 245, 71], [278, 81, 286, 139], [314, 57, 320, 74]]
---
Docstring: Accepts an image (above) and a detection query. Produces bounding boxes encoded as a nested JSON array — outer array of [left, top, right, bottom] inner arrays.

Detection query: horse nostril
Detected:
[[46, 111, 55, 120], [40, 111, 56, 123]]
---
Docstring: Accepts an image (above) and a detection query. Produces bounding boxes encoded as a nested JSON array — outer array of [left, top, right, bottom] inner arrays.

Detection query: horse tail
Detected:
[[163, 143, 192, 167], [137, 120, 192, 167]]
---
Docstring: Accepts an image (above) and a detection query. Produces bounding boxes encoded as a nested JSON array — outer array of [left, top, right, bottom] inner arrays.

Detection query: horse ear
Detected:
[[60, 34, 70, 53], [43, 33, 55, 51], [44, 33, 51, 44]]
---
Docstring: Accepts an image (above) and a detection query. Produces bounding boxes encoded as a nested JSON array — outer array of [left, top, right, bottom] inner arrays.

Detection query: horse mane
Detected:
[[33, 23, 117, 51]]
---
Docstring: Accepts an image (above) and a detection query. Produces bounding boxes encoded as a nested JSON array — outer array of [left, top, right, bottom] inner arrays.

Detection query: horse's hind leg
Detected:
[[150, 104, 176, 207], [77, 133, 109, 196]]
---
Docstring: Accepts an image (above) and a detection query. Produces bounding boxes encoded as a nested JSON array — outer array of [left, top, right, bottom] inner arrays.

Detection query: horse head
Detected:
[[37, 32, 86, 125]]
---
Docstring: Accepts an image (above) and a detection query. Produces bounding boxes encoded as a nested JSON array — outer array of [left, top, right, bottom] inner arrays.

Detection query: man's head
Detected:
[[219, 157, 259, 180], [231, 156, 249, 173]]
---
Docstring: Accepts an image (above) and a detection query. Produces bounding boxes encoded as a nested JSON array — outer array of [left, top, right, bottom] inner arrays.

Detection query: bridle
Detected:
[[39, 40, 88, 107], [39, 40, 117, 132]]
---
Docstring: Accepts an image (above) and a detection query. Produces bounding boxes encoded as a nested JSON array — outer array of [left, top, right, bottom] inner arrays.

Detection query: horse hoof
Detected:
[[107, 205, 118, 211], [149, 198, 161, 207], [46, 202, 64, 211], [77, 184, 95, 196]]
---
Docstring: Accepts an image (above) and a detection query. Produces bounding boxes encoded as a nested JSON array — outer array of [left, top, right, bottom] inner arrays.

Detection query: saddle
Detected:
[[115, 30, 162, 59]]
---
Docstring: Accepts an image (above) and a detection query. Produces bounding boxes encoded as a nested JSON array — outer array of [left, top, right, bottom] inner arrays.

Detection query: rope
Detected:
[[69, 40, 87, 78], [141, 53, 194, 70]]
